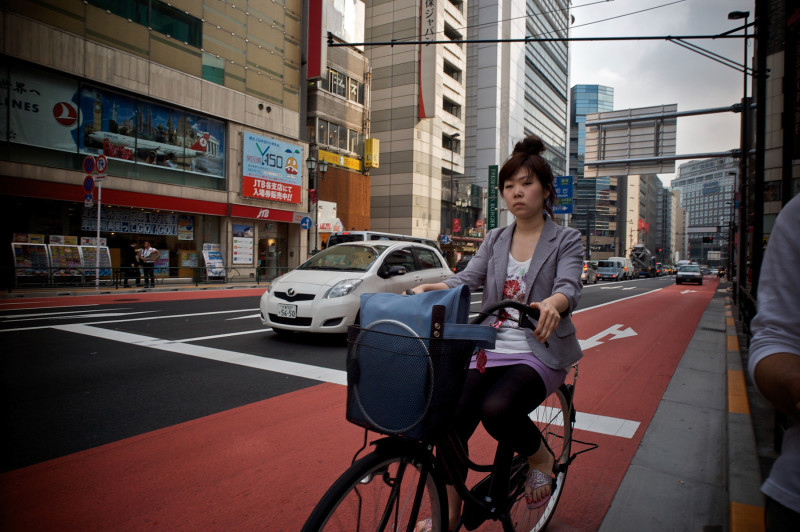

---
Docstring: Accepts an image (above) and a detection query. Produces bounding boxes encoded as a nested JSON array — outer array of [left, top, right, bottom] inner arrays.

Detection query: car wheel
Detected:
[[594, 277, 598, 284], [676, 279, 682, 285]]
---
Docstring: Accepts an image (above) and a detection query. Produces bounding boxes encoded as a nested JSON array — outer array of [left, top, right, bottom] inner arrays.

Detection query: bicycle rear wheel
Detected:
[[302, 443, 448, 532], [506, 385, 573, 532]]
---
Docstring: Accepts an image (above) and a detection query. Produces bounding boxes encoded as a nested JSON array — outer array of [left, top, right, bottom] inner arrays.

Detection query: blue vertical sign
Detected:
[[553, 175, 573, 215]]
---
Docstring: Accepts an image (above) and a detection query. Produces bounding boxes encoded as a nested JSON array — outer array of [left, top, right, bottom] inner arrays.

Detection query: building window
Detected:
[[447, 0, 464, 13], [442, 133, 461, 153], [88, 0, 202, 48], [443, 23, 462, 43], [327, 122, 339, 147], [328, 68, 347, 97], [443, 60, 461, 83], [202, 52, 225, 85], [443, 97, 461, 118]]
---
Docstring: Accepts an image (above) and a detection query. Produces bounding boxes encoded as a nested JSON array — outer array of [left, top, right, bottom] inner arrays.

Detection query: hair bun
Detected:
[[514, 135, 546, 156]]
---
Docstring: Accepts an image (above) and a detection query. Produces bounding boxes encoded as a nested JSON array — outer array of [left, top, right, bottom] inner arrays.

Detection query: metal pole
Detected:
[[95, 179, 102, 289], [313, 166, 318, 255], [736, 14, 749, 309]]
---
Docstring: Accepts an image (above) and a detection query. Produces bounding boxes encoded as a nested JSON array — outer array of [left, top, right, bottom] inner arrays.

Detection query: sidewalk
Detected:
[[599, 280, 766, 532]]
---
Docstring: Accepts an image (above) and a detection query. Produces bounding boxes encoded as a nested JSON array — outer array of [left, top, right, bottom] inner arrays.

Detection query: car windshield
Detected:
[[597, 260, 615, 268], [298, 244, 390, 271], [679, 265, 700, 272]]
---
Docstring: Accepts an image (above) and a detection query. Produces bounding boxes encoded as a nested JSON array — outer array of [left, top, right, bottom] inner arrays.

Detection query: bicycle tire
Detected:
[[505, 385, 573, 532], [302, 442, 448, 532]]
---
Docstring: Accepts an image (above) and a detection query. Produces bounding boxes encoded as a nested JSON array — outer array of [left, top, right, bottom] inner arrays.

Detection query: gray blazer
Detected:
[[444, 216, 584, 369]]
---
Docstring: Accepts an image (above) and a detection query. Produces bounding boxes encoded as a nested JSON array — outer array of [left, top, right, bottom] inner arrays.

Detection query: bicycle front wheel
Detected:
[[506, 385, 573, 532], [302, 442, 448, 532]]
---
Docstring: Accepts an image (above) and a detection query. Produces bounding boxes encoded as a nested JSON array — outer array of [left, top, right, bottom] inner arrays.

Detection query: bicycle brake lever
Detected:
[[519, 314, 549, 348]]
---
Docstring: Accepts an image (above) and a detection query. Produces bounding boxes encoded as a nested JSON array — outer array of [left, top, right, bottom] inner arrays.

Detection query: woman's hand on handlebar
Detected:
[[528, 293, 569, 344], [404, 282, 449, 295]]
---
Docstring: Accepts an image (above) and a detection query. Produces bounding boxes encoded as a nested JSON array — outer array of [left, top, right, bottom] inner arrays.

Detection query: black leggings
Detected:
[[451, 364, 548, 479]]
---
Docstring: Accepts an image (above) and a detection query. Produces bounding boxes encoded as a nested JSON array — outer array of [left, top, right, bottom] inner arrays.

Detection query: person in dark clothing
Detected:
[[121, 241, 140, 287]]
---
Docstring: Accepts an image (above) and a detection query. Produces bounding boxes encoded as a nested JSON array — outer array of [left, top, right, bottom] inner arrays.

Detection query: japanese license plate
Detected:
[[277, 303, 297, 319]]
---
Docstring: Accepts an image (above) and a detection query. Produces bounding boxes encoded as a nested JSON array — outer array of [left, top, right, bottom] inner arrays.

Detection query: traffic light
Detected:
[[702, 236, 714, 243]]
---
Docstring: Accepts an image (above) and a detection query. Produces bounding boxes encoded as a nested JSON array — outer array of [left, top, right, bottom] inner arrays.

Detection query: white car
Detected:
[[260, 241, 452, 334]]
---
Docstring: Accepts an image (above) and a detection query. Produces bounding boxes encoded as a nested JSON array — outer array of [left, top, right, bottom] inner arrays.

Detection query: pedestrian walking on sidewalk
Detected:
[[121, 241, 140, 287], [748, 193, 800, 531], [139, 241, 160, 288]]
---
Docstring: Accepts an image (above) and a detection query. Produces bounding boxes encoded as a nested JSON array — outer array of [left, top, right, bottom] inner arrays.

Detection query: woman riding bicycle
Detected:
[[410, 134, 584, 530]]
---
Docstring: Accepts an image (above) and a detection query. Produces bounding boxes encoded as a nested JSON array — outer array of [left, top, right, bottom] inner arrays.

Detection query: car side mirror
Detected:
[[378, 265, 406, 279]]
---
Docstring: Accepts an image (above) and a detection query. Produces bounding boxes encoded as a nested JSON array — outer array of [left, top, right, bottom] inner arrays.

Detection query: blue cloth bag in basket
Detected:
[[345, 285, 497, 441]]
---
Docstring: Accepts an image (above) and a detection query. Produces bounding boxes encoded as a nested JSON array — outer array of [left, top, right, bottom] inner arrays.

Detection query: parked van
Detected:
[[596, 258, 626, 281], [327, 231, 441, 252], [609, 256, 634, 280]]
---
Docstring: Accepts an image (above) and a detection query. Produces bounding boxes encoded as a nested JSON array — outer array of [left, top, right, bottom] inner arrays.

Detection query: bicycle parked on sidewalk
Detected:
[[302, 299, 595, 532]]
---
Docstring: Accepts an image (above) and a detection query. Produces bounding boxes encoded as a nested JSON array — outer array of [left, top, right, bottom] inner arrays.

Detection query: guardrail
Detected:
[[2, 266, 292, 291]]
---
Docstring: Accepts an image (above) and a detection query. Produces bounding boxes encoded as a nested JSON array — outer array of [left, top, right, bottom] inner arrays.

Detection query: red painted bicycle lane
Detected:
[[547, 279, 718, 531], [0, 280, 718, 531]]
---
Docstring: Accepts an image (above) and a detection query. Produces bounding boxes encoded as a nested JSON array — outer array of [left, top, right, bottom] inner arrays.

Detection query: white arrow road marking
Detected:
[[579, 324, 638, 350], [601, 286, 624, 290], [49, 324, 640, 440], [622, 287, 637, 290], [680, 290, 697, 294]]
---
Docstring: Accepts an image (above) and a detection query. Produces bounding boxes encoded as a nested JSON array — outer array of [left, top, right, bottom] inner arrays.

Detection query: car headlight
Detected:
[[325, 279, 363, 299]]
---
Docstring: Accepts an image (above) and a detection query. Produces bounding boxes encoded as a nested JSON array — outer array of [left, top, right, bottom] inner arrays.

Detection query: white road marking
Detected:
[[227, 313, 261, 320], [51, 324, 347, 385], [0, 308, 257, 333], [579, 324, 638, 350], [532, 406, 639, 439], [181, 329, 267, 342]]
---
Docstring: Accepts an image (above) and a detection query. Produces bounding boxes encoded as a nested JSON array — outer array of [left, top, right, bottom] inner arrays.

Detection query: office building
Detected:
[[568, 84, 614, 259], [671, 157, 738, 266], [2, 0, 314, 287]]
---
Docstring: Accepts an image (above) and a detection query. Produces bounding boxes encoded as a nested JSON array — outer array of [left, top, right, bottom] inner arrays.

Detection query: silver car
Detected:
[[676, 264, 703, 285], [260, 241, 452, 334]]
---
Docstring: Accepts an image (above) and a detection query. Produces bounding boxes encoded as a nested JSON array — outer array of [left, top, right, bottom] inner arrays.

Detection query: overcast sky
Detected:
[[568, 0, 754, 185]]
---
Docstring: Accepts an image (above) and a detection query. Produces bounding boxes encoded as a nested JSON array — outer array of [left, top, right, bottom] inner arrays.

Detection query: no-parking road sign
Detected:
[[83, 155, 96, 175]]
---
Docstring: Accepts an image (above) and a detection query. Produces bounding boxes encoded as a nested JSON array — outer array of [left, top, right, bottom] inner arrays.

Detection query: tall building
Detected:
[[568, 84, 614, 259], [465, 0, 570, 225], [304, 1, 372, 242], [671, 157, 738, 266], [2, 1, 314, 288], [364, 0, 569, 263]]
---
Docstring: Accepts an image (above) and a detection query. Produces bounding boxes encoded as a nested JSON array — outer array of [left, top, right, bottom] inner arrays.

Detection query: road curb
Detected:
[[725, 296, 765, 531]]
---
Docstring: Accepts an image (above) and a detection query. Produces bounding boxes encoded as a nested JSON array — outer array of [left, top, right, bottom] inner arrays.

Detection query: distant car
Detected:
[[676, 264, 703, 285], [259, 241, 451, 334], [596, 259, 625, 281], [453, 255, 474, 273], [581, 260, 598, 284]]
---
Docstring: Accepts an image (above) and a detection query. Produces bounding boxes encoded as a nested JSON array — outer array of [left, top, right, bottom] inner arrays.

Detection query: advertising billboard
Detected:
[[241, 132, 303, 204]]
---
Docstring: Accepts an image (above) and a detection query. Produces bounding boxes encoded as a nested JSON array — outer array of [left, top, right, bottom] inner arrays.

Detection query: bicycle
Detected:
[[302, 299, 595, 532]]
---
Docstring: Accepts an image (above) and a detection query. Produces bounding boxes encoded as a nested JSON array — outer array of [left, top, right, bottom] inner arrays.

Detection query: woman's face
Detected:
[[502, 167, 548, 219]]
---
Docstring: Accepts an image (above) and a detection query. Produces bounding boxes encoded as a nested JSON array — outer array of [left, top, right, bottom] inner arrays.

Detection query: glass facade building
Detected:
[[671, 158, 738, 265], [569, 85, 614, 258]]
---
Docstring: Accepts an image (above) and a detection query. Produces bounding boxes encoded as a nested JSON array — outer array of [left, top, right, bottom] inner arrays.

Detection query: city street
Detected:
[[0, 275, 718, 531]]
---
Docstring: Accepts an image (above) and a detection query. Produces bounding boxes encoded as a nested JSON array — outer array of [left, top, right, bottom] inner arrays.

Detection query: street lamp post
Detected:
[[728, 9, 749, 303], [448, 133, 460, 240], [305, 152, 328, 256]]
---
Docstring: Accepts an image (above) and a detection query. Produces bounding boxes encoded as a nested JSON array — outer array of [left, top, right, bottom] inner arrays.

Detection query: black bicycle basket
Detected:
[[345, 322, 474, 442]]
